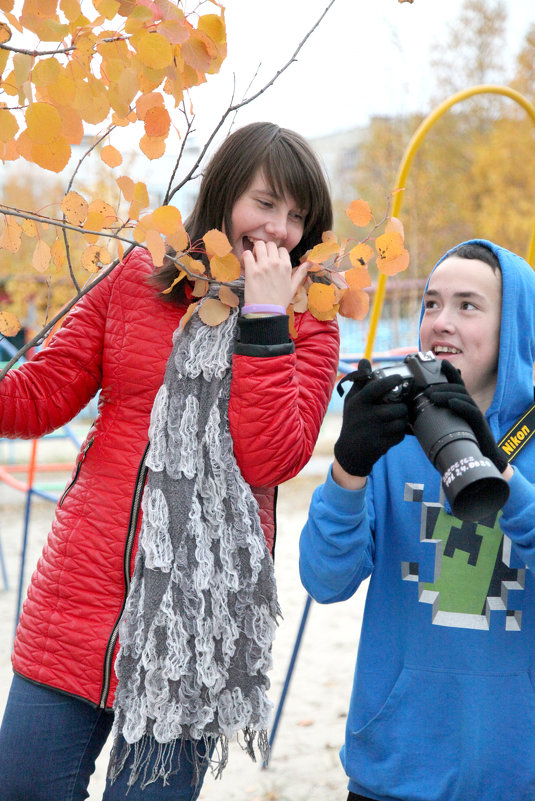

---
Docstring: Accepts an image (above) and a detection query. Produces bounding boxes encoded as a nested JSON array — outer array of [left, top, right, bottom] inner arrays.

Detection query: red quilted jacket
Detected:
[[0, 248, 339, 709]]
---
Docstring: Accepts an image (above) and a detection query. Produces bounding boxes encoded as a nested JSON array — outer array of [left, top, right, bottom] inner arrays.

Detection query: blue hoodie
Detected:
[[300, 241, 535, 801]]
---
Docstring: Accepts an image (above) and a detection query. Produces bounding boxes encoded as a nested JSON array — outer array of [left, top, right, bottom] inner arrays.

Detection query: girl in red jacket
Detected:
[[0, 122, 339, 801]]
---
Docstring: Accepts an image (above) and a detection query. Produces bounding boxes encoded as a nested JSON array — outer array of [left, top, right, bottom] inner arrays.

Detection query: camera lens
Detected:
[[434, 439, 510, 521], [411, 396, 510, 521]]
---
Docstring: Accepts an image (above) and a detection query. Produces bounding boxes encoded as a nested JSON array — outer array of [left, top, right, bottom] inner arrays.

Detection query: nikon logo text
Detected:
[[502, 424, 531, 456]]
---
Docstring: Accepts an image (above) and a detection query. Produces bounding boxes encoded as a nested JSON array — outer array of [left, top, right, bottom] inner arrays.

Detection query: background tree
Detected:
[[0, 0, 411, 374], [347, 0, 535, 295]]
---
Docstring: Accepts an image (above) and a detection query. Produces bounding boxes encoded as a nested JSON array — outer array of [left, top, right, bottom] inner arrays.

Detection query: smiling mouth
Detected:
[[432, 345, 461, 356]]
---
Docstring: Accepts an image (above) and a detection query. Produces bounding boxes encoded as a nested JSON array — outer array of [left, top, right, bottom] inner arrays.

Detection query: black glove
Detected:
[[334, 359, 410, 476], [423, 359, 509, 473]]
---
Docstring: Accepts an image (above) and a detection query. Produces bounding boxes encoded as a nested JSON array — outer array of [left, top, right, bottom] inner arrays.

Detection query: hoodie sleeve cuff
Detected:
[[234, 314, 295, 357]]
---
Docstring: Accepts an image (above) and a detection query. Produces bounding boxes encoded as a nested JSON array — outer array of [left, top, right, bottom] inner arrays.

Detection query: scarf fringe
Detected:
[[107, 729, 270, 789]]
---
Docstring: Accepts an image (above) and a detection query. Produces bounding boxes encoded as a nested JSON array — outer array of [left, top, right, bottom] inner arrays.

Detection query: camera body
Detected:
[[369, 351, 509, 521], [371, 350, 446, 405]]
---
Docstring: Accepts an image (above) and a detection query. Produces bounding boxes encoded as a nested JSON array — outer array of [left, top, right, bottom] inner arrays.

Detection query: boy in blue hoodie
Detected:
[[300, 240, 535, 801]]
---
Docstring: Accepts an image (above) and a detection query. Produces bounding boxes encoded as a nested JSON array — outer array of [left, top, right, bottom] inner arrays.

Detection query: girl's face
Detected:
[[419, 256, 502, 410], [229, 170, 307, 262]]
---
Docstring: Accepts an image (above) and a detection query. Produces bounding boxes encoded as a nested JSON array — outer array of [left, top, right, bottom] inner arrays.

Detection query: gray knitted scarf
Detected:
[[107, 285, 280, 789]]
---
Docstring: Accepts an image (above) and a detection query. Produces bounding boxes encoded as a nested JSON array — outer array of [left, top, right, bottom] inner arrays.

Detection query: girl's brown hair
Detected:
[[153, 122, 333, 301]]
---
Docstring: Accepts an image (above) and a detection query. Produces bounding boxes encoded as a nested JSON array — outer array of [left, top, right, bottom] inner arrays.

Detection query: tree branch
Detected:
[[0, 205, 135, 245], [167, 0, 338, 201]]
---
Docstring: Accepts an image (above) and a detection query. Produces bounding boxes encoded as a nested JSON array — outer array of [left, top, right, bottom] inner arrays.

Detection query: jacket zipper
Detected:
[[98, 442, 149, 709], [58, 438, 94, 507]]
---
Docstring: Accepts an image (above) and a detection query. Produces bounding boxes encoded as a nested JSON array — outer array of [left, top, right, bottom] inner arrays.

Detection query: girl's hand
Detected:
[[242, 240, 309, 310]]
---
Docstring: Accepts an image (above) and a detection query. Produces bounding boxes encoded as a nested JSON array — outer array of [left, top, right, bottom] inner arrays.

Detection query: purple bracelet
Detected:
[[241, 304, 286, 315]]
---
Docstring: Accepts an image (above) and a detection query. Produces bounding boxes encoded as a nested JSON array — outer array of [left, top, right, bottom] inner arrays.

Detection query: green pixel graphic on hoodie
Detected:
[[401, 482, 525, 630]]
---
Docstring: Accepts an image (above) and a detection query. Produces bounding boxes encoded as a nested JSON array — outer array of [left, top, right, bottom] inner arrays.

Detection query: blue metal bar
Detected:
[[263, 593, 313, 767], [0, 528, 8, 590]]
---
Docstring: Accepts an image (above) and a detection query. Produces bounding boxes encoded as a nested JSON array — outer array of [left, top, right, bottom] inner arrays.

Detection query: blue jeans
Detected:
[[0, 675, 210, 801]]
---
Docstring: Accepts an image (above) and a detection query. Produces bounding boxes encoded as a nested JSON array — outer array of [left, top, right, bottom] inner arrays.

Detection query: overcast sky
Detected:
[[187, 0, 535, 148]]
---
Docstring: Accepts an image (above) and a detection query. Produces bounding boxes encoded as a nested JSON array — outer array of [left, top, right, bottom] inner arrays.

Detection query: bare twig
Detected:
[[61, 123, 120, 293], [0, 35, 128, 58], [163, 108, 196, 206], [167, 0, 338, 201], [0, 205, 135, 245]]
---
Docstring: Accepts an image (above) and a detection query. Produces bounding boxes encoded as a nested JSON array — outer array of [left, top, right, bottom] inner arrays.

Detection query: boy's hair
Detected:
[[448, 243, 501, 274], [153, 122, 333, 301]]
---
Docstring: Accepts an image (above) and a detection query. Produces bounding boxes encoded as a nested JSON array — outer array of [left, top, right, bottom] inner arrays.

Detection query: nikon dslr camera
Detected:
[[370, 351, 509, 521]]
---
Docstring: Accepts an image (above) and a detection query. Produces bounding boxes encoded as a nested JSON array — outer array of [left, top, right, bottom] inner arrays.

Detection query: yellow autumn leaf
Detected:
[[177, 253, 205, 275], [101, 144, 122, 167], [376, 249, 410, 276], [386, 216, 405, 239], [375, 231, 404, 261], [0, 22, 12, 44], [0, 310, 21, 336], [88, 200, 117, 224], [0, 312, 22, 337], [51, 236, 66, 268], [307, 240, 340, 264], [132, 31, 173, 70], [287, 305, 298, 339], [344, 266, 372, 290], [144, 105, 170, 138], [291, 284, 308, 314], [62, 190, 88, 226], [128, 181, 150, 220], [83, 214, 103, 244], [192, 278, 208, 298], [0, 218, 22, 253], [81, 244, 111, 272], [182, 28, 217, 73], [321, 230, 338, 243], [307, 282, 336, 313], [166, 227, 189, 253], [116, 175, 135, 202], [93, 0, 120, 20], [203, 228, 232, 257], [346, 199, 372, 228], [339, 287, 370, 320], [135, 91, 164, 121], [58, 105, 83, 145], [21, 218, 38, 237], [179, 300, 199, 330], [32, 240, 51, 273], [209, 253, 241, 282], [162, 269, 187, 294], [139, 134, 166, 160], [25, 102, 62, 143], [32, 135, 71, 173], [309, 304, 339, 322], [74, 77, 110, 125], [145, 229, 166, 266], [159, 18, 190, 45], [149, 205, 182, 236], [218, 285, 239, 307], [32, 56, 60, 87], [198, 297, 230, 327], [0, 109, 18, 142], [349, 243, 374, 268], [198, 13, 226, 44]]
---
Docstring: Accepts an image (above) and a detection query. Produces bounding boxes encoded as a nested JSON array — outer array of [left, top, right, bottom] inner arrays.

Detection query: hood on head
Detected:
[[419, 239, 535, 438]]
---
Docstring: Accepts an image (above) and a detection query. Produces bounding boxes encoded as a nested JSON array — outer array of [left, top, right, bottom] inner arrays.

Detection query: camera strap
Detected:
[[498, 399, 535, 463]]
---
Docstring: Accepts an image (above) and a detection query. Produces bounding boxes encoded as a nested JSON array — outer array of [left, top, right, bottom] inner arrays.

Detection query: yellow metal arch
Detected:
[[364, 84, 535, 360]]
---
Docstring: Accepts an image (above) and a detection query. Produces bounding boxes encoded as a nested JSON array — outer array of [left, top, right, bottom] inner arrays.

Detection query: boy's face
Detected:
[[420, 256, 502, 410]]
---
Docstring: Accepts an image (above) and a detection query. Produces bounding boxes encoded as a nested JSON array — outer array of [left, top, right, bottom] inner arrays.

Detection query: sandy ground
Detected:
[[0, 416, 369, 801]]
